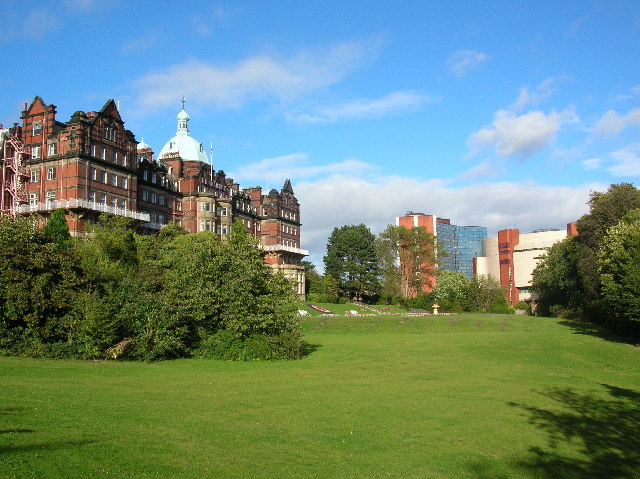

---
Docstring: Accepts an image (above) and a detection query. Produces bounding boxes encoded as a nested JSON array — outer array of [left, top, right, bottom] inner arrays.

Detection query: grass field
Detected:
[[1, 314, 638, 478]]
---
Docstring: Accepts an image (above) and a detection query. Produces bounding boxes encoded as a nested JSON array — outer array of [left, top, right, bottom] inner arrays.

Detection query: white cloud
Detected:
[[511, 77, 565, 111], [289, 91, 433, 124], [581, 158, 603, 171], [594, 108, 640, 136], [133, 39, 382, 111], [466, 108, 577, 159], [607, 143, 640, 177], [447, 50, 489, 78], [120, 31, 159, 54], [457, 160, 503, 180], [229, 154, 379, 186], [296, 173, 596, 268]]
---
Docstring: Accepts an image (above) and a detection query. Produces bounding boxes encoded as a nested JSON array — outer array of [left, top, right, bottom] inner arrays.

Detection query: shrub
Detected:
[[488, 297, 515, 314], [196, 329, 307, 361]]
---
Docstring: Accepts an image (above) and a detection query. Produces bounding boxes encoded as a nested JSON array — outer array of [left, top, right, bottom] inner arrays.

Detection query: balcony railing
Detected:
[[18, 198, 151, 222], [260, 244, 309, 256]]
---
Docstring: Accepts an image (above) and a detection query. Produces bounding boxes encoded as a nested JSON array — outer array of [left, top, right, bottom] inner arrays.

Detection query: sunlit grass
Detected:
[[1, 314, 638, 478]]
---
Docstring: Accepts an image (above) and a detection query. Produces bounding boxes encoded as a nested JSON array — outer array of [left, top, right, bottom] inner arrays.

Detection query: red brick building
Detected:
[[1, 96, 307, 297]]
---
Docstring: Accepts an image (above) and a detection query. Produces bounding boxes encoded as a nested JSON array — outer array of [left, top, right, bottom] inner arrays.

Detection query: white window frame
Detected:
[[47, 167, 56, 180], [32, 146, 41, 159], [30, 169, 39, 182], [47, 143, 56, 157], [45, 191, 55, 209]]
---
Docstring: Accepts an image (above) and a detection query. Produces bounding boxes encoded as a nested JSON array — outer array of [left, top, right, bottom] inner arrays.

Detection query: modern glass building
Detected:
[[436, 220, 487, 278]]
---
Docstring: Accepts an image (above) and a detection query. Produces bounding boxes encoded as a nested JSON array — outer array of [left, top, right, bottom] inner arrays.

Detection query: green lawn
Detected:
[[1, 314, 638, 478]]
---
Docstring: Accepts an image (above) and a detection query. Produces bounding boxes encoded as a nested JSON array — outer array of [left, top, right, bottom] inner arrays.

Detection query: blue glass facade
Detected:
[[436, 222, 487, 278]]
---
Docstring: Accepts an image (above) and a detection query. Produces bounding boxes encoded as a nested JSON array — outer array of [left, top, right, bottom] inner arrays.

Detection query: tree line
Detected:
[[307, 223, 512, 314], [531, 183, 640, 340], [0, 212, 305, 360]]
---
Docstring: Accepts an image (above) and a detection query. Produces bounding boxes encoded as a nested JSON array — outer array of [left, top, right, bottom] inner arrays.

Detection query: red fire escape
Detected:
[[0, 127, 29, 217]]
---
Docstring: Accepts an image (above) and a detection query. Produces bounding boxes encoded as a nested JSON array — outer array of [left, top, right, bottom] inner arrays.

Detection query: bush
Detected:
[[515, 301, 531, 314], [195, 329, 307, 361], [488, 297, 515, 314]]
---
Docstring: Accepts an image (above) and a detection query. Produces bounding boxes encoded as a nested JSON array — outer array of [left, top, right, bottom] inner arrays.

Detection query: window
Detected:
[[88, 191, 95, 203], [110, 174, 117, 186], [142, 190, 148, 201], [150, 192, 157, 204], [200, 202, 210, 211], [30, 169, 39, 182], [33, 123, 42, 136], [221, 225, 228, 235], [217, 206, 228, 216], [151, 173, 157, 184], [113, 151, 118, 163], [122, 154, 127, 166], [29, 193, 38, 207], [91, 145, 97, 157], [101, 148, 106, 160], [45, 191, 55, 209], [120, 177, 127, 189], [142, 170, 148, 181], [32, 146, 41, 159], [100, 171, 107, 183], [159, 195, 165, 206], [99, 194, 106, 205], [48, 143, 56, 156], [47, 167, 56, 180], [110, 197, 117, 207], [89, 167, 96, 180]]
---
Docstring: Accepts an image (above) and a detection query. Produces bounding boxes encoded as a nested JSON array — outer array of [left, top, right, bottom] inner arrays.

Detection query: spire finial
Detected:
[[181, 96, 186, 110]]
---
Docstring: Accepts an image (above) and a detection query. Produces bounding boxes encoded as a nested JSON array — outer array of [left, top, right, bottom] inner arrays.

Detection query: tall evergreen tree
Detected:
[[323, 224, 380, 300]]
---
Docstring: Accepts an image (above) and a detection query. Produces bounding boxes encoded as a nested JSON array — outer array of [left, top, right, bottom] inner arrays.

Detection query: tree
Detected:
[[432, 270, 471, 311], [466, 275, 505, 313], [323, 224, 380, 300], [598, 209, 640, 337], [376, 224, 437, 298], [42, 209, 71, 249], [531, 236, 585, 317], [532, 183, 640, 323], [302, 260, 324, 296]]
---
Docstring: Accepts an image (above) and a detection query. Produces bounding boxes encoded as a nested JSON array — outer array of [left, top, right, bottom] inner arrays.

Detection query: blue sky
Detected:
[[1, 0, 639, 267]]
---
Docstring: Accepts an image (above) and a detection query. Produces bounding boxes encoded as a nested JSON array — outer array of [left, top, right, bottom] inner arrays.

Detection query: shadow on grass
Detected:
[[508, 384, 640, 479], [0, 438, 96, 454], [0, 429, 35, 434], [302, 342, 322, 356], [557, 318, 628, 343]]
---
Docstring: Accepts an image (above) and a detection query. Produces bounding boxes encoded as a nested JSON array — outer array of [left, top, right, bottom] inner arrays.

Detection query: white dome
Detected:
[[158, 134, 209, 163], [137, 138, 151, 150], [157, 105, 209, 163]]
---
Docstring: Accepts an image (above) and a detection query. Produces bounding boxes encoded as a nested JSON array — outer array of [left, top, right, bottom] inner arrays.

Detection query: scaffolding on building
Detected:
[[0, 126, 29, 217]]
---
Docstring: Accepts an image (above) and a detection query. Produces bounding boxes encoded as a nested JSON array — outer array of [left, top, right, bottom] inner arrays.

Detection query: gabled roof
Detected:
[[98, 99, 123, 123], [25, 96, 55, 116]]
